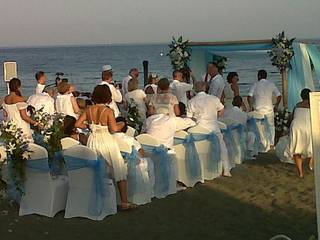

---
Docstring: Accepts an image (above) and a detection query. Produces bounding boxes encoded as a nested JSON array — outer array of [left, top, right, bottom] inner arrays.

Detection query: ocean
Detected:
[[0, 43, 318, 97]]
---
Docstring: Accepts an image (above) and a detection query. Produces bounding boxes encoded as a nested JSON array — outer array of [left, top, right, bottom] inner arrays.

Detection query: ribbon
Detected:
[[64, 155, 109, 216], [247, 117, 261, 153], [228, 124, 246, 161]]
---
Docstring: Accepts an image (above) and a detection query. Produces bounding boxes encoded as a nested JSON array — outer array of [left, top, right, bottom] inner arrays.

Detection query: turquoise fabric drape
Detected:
[[306, 45, 320, 85]]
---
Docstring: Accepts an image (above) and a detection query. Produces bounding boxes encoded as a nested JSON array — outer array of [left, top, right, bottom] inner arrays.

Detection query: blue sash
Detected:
[[228, 124, 246, 160], [247, 117, 261, 152], [64, 156, 109, 216], [221, 127, 237, 164]]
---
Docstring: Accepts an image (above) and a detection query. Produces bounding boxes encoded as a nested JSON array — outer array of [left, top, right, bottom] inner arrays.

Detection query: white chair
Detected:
[[115, 137, 154, 205], [136, 134, 177, 199], [61, 137, 80, 150], [19, 143, 68, 217], [126, 126, 136, 137], [64, 145, 117, 220], [173, 131, 203, 187], [188, 126, 222, 180]]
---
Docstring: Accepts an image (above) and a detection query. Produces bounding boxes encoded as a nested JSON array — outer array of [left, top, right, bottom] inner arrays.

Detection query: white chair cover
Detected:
[[136, 134, 177, 199], [126, 126, 136, 137], [116, 137, 154, 205], [173, 131, 203, 187], [19, 143, 68, 217], [61, 137, 80, 150], [64, 145, 117, 220]]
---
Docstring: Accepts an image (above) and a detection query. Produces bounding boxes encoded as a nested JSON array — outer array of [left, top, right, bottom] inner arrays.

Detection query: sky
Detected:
[[0, 0, 319, 47]]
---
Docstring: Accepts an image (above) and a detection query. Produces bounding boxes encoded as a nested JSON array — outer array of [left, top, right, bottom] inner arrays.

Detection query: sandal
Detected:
[[121, 202, 138, 211]]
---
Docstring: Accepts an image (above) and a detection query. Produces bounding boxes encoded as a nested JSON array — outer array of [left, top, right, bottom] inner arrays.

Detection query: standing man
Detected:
[[35, 71, 47, 94], [170, 70, 194, 106], [247, 69, 282, 149], [121, 68, 139, 95], [202, 62, 225, 99], [100, 65, 122, 117]]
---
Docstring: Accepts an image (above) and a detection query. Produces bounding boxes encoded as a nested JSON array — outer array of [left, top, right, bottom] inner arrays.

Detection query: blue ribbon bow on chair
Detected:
[[226, 124, 246, 161], [64, 156, 109, 216], [247, 117, 261, 152]]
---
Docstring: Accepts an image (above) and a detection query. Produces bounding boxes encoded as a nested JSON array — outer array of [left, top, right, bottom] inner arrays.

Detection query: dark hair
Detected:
[[178, 102, 186, 116], [232, 96, 243, 107], [227, 72, 239, 83], [85, 99, 93, 106], [63, 115, 77, 136], [116, 116, 128, 133], [72, 91, 80, 97], [55, 77, 61, 86], [208, 62, 218, 67], [172, 70, 182, 79], [92, 85, 112, 104], [102, 71, 113, 81], [258, 70, 267, 79], [61, 78, 68, 83], [9, 78, 22, 96], [158, 78, 170, 91], [300, 88, 311, 101], [35, 71, 45, 81]]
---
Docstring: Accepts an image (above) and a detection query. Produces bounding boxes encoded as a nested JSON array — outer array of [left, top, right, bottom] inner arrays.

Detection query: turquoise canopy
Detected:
[[189, 41, 320, 111]]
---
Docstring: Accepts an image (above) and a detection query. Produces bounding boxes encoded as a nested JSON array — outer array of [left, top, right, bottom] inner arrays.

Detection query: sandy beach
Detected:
[[0, 151, 316, 240]]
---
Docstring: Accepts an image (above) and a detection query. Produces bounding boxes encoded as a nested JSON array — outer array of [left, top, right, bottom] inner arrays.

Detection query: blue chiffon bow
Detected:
[[247, 117, 261, 152], [221, 127, 238, 165], [64, 155, 109, 216], [228, 124, 246, 160]]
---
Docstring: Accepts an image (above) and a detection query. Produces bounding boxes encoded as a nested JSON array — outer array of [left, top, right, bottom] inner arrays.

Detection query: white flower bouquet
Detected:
[[168, 36, 191, 71], [275, 108, 291, 139]]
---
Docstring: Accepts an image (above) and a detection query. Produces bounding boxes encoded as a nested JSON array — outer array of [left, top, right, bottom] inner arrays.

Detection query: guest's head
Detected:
[[158, 78, 170, 92], [257, 70, 267, 80], [178, 102, 186, 116], [55, 77, 61, 87], [207, 62, 219, 76], [63, 115, 77, 136], [76, 98, 86, 110], [172, 70, 183, 81], [129, 68, 139, 79], [69, 84, 76, 93], [43, 86, 56, 98], [35, 71, 47, 85], [128, 78, 139, 92], [227, 72, 239, 84], [232, 96, 243, 108], [92, 85, 112, 104], [102, 70, 113, 83], [148, 73, 158, 85], [194, 81, 207, 93], [57, 82, 70, 95], [116, 116, 128, 133], [9, 78, 22, 96], [301, 88, 311, 101]]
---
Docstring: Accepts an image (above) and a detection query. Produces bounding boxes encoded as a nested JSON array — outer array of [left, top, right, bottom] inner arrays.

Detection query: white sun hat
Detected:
[[102, 64, 113, 72]]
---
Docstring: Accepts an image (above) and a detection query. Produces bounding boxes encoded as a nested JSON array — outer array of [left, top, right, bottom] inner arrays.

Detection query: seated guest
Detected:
[[125, 78, 147, 122], [222, 72, 240, 109], [63, 115, 88, 145], [145, 109, 195, 149], [144, 73, 159, 95], [170, 70, 194, 106], [35, 71, 47, 94], [27, 86, 55, 115], [55, 82, 80, 119], [148, 78, 180, 117], [289, 88, 313, 178], [76, 98, 87, 115], [187, 81, 232, 176]]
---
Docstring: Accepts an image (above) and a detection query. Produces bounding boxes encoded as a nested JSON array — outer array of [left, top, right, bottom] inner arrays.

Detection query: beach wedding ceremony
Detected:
[[0, 0, 320, 239]]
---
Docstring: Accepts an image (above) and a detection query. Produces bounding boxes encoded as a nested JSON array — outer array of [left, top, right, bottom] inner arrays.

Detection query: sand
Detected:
[[0, 151, 317, 240]]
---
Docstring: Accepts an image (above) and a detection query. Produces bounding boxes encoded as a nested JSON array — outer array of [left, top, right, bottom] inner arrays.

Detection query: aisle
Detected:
[[0, 151, 316, 240]]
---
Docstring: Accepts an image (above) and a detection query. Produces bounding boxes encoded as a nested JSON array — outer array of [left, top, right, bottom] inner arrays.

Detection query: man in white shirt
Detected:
[[99, 65, 122, 117], [35, 71, 47, 94], [145, 113, 196, 149], [247, 70, 282, 147], [202, 62, 225, 99], [187, 81, 224, 132], [27, 86, 55, 115], [121, 68, 139, 96], [170, 70, 194, 106]]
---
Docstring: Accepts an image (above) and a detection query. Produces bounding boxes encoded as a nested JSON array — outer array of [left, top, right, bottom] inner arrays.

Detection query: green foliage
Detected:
[[127, 99, 143, 134], [168, 36, 191, 70]]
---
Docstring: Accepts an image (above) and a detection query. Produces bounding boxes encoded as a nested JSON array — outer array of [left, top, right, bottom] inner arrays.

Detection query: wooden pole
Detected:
[[143, 60, 149, 87], [281, 69, 288, 108]]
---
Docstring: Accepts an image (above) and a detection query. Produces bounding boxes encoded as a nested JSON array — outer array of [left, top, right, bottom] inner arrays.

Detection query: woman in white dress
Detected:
[[55, 82, 80, 119], [125, 78, 147, 122], [148, 78, 180, 117], [3, 78, 42, 141], [76, 85, 137, 210], [289, 88, 313, 178], [222, 72, 240, 109], [144, 74, 158, 95]]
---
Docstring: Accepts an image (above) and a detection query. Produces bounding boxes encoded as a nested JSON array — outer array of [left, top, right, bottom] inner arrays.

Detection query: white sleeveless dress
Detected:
[[86, 109, 127, 182], [55, 93, 78, 119], [3, 102, 33, 142], [289, 107, 312, 158], [223, 84, 234, 109]]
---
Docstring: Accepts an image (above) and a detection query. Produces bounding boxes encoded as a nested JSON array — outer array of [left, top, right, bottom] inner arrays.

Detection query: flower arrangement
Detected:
[[212, 54, 227, 74], [168, 36, 191, 71], [275, 108, 291, 139], [127, 99, 143, 133], [269, 31, 295, 71], [0, 121, 31, 195]]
